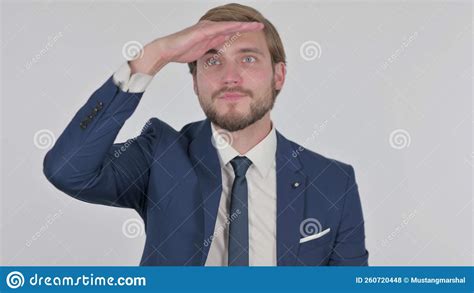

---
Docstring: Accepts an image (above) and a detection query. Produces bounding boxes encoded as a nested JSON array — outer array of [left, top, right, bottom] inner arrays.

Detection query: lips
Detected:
[[220, 92, 247, 101]]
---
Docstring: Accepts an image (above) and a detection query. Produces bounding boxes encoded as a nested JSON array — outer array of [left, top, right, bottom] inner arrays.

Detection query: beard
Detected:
[[197, 80, 277, 132]]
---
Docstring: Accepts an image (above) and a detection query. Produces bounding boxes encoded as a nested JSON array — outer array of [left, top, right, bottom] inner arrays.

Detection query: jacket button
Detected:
[[88, 115, 94, 119], [292, 182, 300, 188], [80, 122, 87, 129]]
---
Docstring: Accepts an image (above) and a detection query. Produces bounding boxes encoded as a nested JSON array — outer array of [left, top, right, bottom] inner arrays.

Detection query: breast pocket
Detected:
[[297, 229, 333, 266]]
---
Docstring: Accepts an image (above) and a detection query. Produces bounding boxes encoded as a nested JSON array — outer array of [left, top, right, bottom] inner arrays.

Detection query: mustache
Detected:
[[212, 87, 253, 100]]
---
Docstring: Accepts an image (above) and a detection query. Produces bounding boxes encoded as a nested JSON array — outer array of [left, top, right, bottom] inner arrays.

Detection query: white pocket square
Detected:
[[299, 228, 331, 244]]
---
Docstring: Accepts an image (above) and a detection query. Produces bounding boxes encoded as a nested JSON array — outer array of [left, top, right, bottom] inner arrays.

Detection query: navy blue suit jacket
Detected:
[[43, 76, 368, 266]]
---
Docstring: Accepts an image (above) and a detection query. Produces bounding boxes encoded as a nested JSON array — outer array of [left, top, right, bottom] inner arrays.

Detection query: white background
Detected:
[[1, 0, 472, 265]]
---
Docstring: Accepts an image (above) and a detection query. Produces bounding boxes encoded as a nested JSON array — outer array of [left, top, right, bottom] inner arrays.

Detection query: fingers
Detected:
[[192, 33, 233, 63], [223, 22, 265, 35], [207, 34, 230, 50], [200, 21, 264, 38]]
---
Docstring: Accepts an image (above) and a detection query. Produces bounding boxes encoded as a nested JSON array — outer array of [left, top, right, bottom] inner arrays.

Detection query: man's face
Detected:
[[193, 30, 285, 132]]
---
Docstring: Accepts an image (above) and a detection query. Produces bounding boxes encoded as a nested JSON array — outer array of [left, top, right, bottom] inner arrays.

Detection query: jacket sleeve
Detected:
[[329, 165, 369, 266], [43, 76, 159, 217]]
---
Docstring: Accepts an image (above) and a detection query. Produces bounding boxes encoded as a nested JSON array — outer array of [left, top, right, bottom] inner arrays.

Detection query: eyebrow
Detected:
[[238, 47, 264, 56], [203, 47, 265, 57]]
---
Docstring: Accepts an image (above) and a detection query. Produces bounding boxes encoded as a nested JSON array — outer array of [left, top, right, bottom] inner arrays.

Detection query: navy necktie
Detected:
[[228, 156, 252, 266]]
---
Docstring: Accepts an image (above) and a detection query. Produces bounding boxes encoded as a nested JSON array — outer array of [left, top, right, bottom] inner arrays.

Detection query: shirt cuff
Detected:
[[112, 62, 153, 93]]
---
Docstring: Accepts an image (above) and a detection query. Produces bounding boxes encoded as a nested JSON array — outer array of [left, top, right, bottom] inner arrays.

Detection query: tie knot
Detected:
[[230, 156, 252, 177]]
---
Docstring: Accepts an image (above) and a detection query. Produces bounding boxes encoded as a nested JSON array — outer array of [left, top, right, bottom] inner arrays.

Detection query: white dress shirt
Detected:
[[112, 61, 278, 266], [112, 61, 154, 93], [206, 123, 277, 266]]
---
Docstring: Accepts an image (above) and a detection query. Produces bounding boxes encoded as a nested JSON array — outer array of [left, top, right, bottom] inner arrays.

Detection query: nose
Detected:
[[221, 61, 243, 87]]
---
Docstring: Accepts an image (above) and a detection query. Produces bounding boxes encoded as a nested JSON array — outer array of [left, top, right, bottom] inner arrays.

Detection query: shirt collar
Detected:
[[210, 122, 277, 178]]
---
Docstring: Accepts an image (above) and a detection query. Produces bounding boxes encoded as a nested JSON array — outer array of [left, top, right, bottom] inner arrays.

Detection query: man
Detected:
[[43, 3, 368, 266]]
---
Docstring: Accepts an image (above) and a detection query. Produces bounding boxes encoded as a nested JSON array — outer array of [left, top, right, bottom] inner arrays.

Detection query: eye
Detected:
[[206, 57, 221, 66], [243, 56, 256, 63]]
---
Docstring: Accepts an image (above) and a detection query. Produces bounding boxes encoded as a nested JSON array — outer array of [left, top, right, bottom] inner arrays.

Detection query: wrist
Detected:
[[129, 40, 170, 76]]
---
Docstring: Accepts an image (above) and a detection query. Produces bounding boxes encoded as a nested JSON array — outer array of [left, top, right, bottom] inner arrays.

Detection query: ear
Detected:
[[273, 62, 286, 91]]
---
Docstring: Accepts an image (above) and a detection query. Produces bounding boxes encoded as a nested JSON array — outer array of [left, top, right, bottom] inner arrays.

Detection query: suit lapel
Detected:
[[188, 119, 223, 265], [188, 121, 307, 266], [275, 131, 307, 266]]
